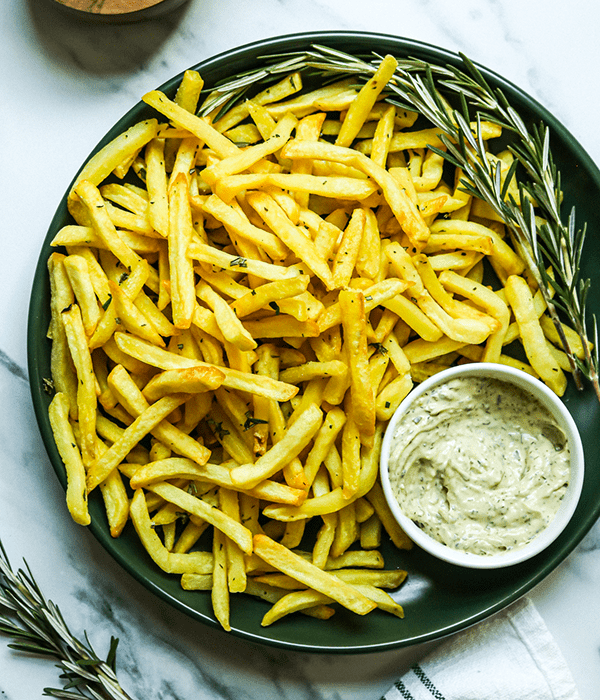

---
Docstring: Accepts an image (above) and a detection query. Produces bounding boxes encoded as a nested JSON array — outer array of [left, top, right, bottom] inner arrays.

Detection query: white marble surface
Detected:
[[2, 0, 600, 697]]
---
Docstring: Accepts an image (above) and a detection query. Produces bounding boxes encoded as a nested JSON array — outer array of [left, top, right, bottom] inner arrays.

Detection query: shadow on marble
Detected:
[[25, 0, 191, 75]]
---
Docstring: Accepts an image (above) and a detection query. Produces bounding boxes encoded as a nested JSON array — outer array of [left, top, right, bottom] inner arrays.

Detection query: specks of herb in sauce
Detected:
[[387, 376, 570, 556]]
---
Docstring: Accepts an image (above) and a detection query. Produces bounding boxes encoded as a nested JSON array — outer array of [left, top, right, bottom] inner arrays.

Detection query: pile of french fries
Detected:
[[45, 55, 586, 631]]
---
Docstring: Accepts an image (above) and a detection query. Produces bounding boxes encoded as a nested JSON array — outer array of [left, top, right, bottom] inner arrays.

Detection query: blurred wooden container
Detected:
[[49, 0, 190, 22]]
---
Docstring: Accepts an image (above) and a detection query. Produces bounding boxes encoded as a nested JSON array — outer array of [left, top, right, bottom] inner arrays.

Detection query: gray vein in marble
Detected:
[[0, 349, 28, 384]]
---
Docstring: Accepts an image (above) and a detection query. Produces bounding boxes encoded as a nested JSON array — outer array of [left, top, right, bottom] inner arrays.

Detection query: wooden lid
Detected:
[[51, 0, 187, 20]]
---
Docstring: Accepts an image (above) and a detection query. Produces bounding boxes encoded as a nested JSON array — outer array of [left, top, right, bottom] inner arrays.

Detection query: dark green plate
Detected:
[[27, 31, 600, 652]]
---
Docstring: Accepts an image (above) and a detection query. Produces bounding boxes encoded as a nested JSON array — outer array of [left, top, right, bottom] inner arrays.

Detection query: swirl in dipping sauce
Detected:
[[387, 376, 570, 556]]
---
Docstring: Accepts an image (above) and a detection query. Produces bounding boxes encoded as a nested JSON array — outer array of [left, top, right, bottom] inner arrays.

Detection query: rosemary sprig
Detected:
[[199, 43, 599, 400], [0, 540, 132, 699]]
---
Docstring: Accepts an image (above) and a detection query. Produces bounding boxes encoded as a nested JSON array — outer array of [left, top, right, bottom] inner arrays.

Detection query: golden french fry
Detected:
[[142, 366, 224, 402], [62, 304, 97, 466], [202, 113, 297, 186], [130, 489, 213, 574], [68, 119, 159, 204], [201, 194, 288, 261], [107, 364, 212, 467], [369, 104, 396, 169], [113, 332, 298, 401], [332, 207, 366, 288], [439, 270, 510, 363], [365, 481, 412, 550], [504, 275, 567, 395], [63, 255, 101, 337], [355, 207, 381, 279], [430, 219, 525, 277], [145, 138, 169, 236], [48, 393, 91, 526], [197, 281, 256, 351], [107, 280, 166, 347], [219, 488, 247, 593], [253, 534, 376, 616], [72, 181, 140, 271], [230, 404, 323, 489], [247, 191, 334, 289], [188, 239, 298, 281], [212, 527, 231, 631], [47, 254, 78, 418], [336, 55, 398, 147], [143, 90, 239, 158], [145, 481, 253, 555], [168, 173, 196, 328], [87, 394, 187, 492], [261, 589, 334, 626], [339, 288, 375, 445], [376, 373, 414, 421], [99, 465, 129, 538], [230, 275, 310, 319]]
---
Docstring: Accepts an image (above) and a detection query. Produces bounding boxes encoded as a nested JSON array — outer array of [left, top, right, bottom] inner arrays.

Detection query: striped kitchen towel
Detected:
[[383, 597, 580, 700]]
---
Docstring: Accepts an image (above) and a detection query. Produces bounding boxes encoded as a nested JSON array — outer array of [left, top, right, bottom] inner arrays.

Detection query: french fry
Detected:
[[201, 194, 288, 261], [381, 294, 443, 342], [430, 219, 525, 277], [332, 567, 408, 589], [72, 181, 140, 271], [130, 489, 213, 574], [229, 404, 323, 489], [504, 275, 567, 395], [365, 481, 412, 550], [98, 464, 129, 538], [439, 270, 510, 363], [63, 255, 101, 337], [369, 104, 396, 169], [145, 481, 253, 555], [188, 239, 298, 282], [145, 138, 169, 236], [107, 364, 212, 467], [197, 281, 256, 351], [142, 366, 224, 402], [212, 527, 231, 631], [143, 90, 239, 158], [87, 394, 187, 491], [68, 119, 159, 205], [219, 488, 247, 593], [252, 534, 376, 616], [261, 589, 335, 626], [48, 254, 78, 418], [62, 305, 97, 466], [339, 289, 375, 445], [355, 207, 381, 279], [48, 393, 91, 526], [247, 191, 334, 289], [335, 54, 397, 147], [113, 332, 298, 401], [168, 174, 196, 328], [202, 113, 297, 186], [332, 208, 366, 288]]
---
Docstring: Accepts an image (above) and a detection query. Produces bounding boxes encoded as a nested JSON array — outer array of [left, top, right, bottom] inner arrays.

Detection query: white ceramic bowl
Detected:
[[380, 363, 584, 569]]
